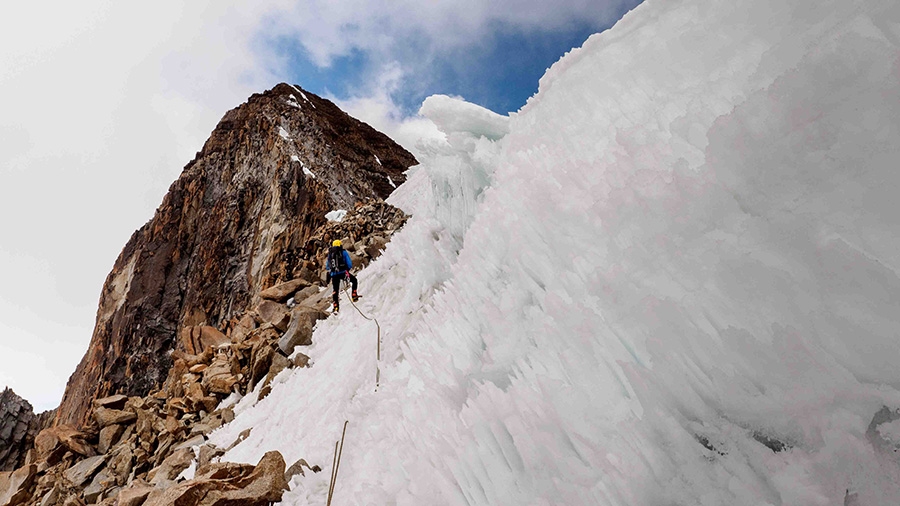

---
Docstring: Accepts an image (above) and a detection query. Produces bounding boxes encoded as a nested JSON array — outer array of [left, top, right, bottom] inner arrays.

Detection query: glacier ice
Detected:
[[208, 0, 900, 504]]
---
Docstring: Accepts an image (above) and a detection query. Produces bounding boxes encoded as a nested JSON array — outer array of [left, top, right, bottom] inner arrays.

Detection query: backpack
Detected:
[[328, 246, 348, 272]]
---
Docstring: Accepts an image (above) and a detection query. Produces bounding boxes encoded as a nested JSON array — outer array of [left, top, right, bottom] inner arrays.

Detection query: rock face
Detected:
[[0, 389, 54, 472], [55, 83, 417, 428]]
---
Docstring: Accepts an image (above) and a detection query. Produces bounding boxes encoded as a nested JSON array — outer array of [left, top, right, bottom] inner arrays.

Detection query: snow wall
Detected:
[[209, 0, 900, 504]]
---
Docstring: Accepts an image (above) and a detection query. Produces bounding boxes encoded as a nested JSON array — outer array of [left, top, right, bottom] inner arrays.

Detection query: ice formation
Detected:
[[208, 0, 900, 503]]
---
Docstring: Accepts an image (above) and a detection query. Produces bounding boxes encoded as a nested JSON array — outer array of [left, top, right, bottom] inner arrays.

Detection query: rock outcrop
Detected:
[[55, 83, 417, 428], [0, 389, 54, 472]]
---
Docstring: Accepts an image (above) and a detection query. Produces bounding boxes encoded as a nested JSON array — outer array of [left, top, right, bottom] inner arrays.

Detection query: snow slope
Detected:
[[209, 0, 900, 504]]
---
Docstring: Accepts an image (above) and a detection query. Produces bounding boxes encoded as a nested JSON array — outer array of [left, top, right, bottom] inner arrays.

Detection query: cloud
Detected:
[[329, 63, 443, 159]]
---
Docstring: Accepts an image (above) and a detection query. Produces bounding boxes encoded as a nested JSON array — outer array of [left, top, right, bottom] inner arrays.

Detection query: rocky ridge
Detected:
[[0, 202, 406, 506], [0, 390, 54, 473], [54, 83, 417, 429]]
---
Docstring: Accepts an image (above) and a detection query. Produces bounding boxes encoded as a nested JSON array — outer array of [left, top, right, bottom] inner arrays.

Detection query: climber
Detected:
[[326, 239, 359, 312]]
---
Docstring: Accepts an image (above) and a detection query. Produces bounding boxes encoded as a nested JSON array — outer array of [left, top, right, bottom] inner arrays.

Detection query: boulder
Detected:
[[98, 425, 124, 455], [248, 344, 275, 390], [256, 301, 290, 331], [297, 288, 332, 312], [0, 464, 36, 506], [34, 426, 95, 460], [133, 409, 165, 445], [290, 285, 320, 306], [201, 356, 240, 395], [174, 435, 206, 452], [278, 306, 328, 355], [188, 364, 207, 374], [258, 354, 292, 401], [197, 445, 224, 470], [364, 235, 389, 258], [181, 326, 229, 356], [229, 314, 257, 344], [143, 451, 287, 506], [37, 486, 60, 506], [92, 396, 127, 411], [64, 456, 106, 487], [93, 408, 136, 429], [259, 278, 309, 302], [147, 448, 193, 487], [83, 469, 114, 504], [115, 483, 153, 506], [106, 445, 133, 487]]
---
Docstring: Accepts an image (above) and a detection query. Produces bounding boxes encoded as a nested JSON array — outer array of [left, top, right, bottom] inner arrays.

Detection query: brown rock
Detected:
[[64, 455, 105, 487], [188, 364, 207, 374], [93, 408, 136, 429], [292, 353, 311, 368], [97, 425, 124, 455], [0, 464, 36, 506], [144, 451, 287, 506], [55, 84, 416, 429], [62, 494, 85, 506], [181, 326, 229, 356], [83, 469, 115, 504], [184, 383, 207, 412], [147, 448, 193, 486], [106, 444, 133, 487], [201, 356, 239, 395], [364, 235, 389, 258], [133, 409, 165, 445], [197, 445, 224, 470], [284, 458, 321, 482], [290, 285, 320, 306], [259, 278, 309, 302], [277, 306, 328, 354], [173, 436, 206, 452], [92, 395, 128, 411], [115, 483, 153, 506], [256, 301, 290, 332], [248, 344, 275, 391], [37, 485, 60, 506], [229, 314, 256, 343], [34, 426, 95, 461], [258, 354, 292, 401]]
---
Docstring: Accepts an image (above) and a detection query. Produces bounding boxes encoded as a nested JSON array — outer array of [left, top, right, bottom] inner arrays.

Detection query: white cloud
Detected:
[[330, 64, 444, 159]]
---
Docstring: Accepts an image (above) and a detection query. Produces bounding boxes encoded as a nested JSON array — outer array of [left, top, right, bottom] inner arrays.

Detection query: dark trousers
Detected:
[[331, 272, 358, 304]]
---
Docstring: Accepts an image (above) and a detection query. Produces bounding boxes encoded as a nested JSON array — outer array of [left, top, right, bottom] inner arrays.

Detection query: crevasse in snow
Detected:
[[208, 0, 900, 503]]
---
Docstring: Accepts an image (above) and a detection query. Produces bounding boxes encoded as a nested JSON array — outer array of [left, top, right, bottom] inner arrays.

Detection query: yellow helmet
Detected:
[[332, 239, 342, 247]]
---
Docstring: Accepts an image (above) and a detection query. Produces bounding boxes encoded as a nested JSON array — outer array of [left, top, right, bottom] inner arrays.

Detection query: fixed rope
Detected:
[[342, 279, 382, 390], [326, 420, 349, 506]]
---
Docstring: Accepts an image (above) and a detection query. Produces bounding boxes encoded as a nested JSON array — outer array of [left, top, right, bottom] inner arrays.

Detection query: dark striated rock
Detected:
[[0, 389, 34, 473], [0, 389, 55, 472], [56, 83, 417, 428]]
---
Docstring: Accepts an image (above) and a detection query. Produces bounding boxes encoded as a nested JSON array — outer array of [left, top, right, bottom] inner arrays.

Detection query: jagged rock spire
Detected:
[[55, 83, 416, 427]]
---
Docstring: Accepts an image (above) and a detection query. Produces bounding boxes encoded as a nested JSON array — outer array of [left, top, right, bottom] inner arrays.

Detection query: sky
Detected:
[[0, 0, 640, 412]]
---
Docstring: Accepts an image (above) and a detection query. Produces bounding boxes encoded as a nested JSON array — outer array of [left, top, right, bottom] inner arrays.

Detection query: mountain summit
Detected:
[[54, 83, 416, 428]]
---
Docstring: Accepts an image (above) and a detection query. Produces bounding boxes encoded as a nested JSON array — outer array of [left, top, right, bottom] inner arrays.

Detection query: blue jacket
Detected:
[[326, 249, 353, 275]]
